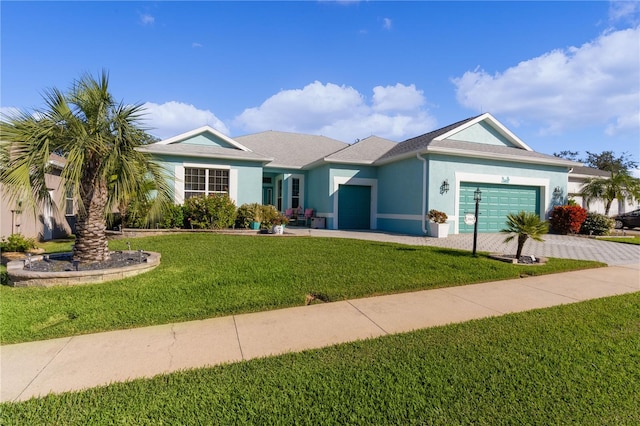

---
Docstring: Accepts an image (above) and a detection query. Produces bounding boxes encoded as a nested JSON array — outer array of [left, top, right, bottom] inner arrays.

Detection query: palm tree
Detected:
[[580, 171, 640, 216], [501, 211, 549, 260], [0, 71, 171, 263]]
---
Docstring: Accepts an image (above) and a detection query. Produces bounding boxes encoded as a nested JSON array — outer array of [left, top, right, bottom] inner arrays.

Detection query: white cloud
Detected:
[[0, 106, 46, 122], [192, 42, 203, 48], [142, 101, 229, 139], [372, 83, 424, 112], [383, 18, 392, 30], [0, 106, 21, 121], [609, 1, 639, 24], [140, 13, 155, 25], [233, 81, 436, 142], [452, 27, 640, 137]]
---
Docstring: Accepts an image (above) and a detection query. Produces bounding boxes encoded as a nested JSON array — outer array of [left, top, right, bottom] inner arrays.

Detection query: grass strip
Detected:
[[2, 293, 638, 425], [1, 233, 602, 344], [598, 236, 640, 245]]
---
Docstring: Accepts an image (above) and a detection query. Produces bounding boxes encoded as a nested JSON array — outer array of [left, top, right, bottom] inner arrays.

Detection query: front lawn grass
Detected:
[[35, 237, 75, 253], [599, 235, 640, 245], [2, 293, 638, 424], [0, 233, 603, 344]]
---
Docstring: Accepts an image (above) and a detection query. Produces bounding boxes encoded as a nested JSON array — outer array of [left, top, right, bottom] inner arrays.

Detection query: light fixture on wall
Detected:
[[440, 179, 450, 194], [553, 186, 562, 196]]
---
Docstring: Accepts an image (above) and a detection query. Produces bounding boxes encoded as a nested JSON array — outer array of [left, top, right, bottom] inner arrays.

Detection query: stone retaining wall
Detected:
[[6, 251, 161, 287]]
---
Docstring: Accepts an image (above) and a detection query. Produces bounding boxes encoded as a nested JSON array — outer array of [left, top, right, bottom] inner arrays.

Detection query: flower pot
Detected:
[[429, 222, 449, 238], [250, 221, 261, 230]]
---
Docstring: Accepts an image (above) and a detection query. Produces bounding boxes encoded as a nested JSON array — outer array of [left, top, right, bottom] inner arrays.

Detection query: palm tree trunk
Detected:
[[516, 235, 528, 259], [74, 164, 110, 263]]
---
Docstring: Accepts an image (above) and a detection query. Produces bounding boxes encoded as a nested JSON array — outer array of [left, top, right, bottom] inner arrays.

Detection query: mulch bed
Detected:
[[22, 251, 150, 273]]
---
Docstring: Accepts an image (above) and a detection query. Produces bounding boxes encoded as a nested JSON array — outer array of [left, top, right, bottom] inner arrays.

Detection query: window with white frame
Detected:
[[65, 188, 74, 216], [184, 167, 229, 199], [291, 177, 301, 209]]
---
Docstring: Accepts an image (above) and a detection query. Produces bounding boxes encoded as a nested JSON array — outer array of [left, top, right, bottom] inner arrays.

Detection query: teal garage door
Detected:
[[459, 183, 540, 233], [338, 185, 371, 229]]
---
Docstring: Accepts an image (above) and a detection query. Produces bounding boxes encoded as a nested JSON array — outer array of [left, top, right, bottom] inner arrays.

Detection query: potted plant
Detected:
[[250, 209, 262, 230], [271, 213, 289, 234], [427, 209, 449, 238]]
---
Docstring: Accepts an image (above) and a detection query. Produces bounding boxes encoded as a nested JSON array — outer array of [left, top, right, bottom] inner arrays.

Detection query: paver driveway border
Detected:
[[288, 228, 640, 265]]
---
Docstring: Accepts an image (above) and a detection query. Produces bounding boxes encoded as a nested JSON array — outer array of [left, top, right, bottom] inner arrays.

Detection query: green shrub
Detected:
[[235, 203, 281, 229], [124, 200, 152, 228], [580, 212, 614, 236], [106, 212, 123, 230], [236, 203, 261, 229], [183, 194, 237, 229], [0, 234, 36, 252], [159, 203, 185, 229], [549, 205, 588, 234], [0, 265, 6, 285]]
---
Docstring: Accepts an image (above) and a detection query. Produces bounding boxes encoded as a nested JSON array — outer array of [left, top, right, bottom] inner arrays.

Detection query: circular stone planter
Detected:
[[6, 251, 161, 288]]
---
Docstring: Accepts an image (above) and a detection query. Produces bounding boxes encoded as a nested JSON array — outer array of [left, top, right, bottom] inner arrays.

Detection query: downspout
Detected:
[[417, 152, 427, 234]]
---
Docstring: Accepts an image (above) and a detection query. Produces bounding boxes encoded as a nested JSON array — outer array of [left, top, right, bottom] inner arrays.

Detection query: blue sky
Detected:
[[2, 1, 639, 164]]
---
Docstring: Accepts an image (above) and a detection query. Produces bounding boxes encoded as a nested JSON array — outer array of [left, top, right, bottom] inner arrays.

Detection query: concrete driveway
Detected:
[[288, 228, 640, 266]]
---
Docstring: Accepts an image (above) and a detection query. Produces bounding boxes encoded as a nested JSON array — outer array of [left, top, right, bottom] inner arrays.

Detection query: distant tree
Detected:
[[583, 151, 638, 173], [553, 150, 581, 162], [0, 71, 172, 263], [501, 211, 548, 260]]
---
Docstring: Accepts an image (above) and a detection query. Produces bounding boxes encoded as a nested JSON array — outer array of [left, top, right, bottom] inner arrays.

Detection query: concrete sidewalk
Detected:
[[2, 263, 638, 403]]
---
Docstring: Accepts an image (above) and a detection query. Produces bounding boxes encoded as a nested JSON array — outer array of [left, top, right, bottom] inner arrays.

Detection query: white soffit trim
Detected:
[[155, 125, 252, 152], [140, 147, 273, 164], [434, 112, 534, 152], [323, 158, 376, 166], [426, 145, 577, 167]]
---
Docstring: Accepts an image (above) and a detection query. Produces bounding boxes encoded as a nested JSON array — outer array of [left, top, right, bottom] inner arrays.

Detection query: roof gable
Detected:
[[434, 113, 532, 151], [376, 113, 577, 168], [444, 121, 516, 148], [155, 126, 251, 152]]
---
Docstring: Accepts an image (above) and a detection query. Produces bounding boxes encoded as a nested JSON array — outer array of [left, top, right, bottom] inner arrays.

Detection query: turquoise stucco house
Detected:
[[138, 113, 578, 236]]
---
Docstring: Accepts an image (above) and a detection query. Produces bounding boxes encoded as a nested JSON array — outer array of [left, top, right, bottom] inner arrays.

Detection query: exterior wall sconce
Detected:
[[553, 186, 562, 196], [440, 179, 450, 194], [472, 187, 482, 257]]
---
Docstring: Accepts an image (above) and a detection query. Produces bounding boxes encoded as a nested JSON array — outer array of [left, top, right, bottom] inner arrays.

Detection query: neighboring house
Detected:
[[0, 153, 76, 241], [568, 166, 639, 216], [140, 113, 581, 236]]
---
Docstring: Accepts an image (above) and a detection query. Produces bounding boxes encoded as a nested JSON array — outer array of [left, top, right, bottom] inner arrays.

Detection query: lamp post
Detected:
[[472, 187, 482, 257]]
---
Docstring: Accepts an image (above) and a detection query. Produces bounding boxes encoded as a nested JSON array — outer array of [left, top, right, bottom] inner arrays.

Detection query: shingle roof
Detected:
[[138, 144, 272, 162], [324, 135, 396, 164], [377, 115, 480, 162], [570, 165, 611, 177], [234, 131, 348, 169]]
